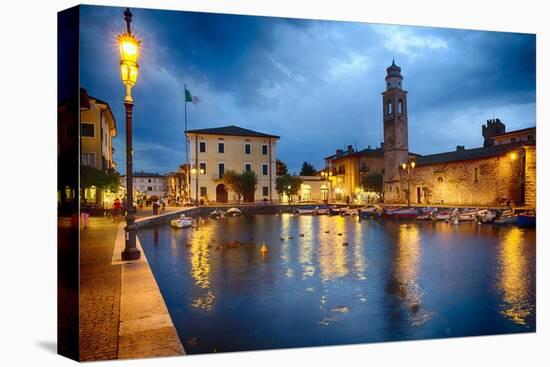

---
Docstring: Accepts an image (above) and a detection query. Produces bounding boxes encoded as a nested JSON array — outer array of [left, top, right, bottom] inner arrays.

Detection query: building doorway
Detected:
[[216, 184, 228, 203], [416, 187, 422, 204]]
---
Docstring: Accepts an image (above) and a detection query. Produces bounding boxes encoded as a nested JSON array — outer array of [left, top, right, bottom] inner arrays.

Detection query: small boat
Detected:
[[416, 207, 437, 220], [315, 207, 331, 215], [170, 215, 193, 229], [494, 215, 518, 225], [383, 207, 419, 219], [226, 207, 242, 217], [476, 209, 496, 223], [433, 210, 452, 221], [297, 207, 316, 215], [210, 209, 225, 219], [457, 209, 479, 222], [359, 206, 378, 219], [340, 207, 358, 216], [517, 213, 536, 227], [328, 206, 348, 215]]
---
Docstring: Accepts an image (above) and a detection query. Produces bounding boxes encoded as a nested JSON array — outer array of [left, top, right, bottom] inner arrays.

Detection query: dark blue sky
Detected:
[[79, 5, 536, 174]]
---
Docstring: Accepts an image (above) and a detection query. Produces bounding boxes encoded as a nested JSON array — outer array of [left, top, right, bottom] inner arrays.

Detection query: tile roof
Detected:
[[186, 125, 280, 139], [415, 142, 529, 166]]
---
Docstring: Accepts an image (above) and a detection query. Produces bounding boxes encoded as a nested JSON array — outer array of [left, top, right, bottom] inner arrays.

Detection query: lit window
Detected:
[[81, 153, 96, 167], [199, 162, 206, 174]]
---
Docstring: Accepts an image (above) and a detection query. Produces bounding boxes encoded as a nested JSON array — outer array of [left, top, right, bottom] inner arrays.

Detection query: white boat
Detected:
[[170, 215, 193, 229], [297, 207, 316, 215], [457, 209, 479, 221], [210, 209, 225, 219], [477, 209, 496, 223], [341, 207, 358, 216], [226, 207, 242, 217], [433, 210, 452, 221]]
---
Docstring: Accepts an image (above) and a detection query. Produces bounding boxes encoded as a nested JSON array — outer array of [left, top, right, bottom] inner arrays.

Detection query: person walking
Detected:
[[113, 198, 122, 220]]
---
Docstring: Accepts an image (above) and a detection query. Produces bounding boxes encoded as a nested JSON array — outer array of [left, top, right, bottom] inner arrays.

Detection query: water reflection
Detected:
[[391, 224, 431, 326], [318, 216, 349, 280], [498, 228, 534, 325], [188, 224, 215, 311]]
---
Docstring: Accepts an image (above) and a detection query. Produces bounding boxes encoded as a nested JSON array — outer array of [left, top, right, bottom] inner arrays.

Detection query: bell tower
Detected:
[[382, 59, 409, 203]]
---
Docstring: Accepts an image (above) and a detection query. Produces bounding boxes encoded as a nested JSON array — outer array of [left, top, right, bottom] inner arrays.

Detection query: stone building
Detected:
[[324, 145, 385, 202], [381, 61, 536, 207], [120, 172, 166, 198]]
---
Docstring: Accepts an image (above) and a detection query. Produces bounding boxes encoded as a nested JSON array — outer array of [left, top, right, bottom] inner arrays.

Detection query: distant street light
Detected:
[[119, 8, 141, 261], [401, 158, 416, 207], [321, 170, 333, 203]]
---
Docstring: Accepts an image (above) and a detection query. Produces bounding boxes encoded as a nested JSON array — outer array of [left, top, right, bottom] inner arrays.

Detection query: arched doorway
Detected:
[[216, 184, 228, 203]]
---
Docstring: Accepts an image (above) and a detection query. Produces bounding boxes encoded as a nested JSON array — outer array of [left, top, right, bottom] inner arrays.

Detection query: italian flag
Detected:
[[185, 88, 200, 104]]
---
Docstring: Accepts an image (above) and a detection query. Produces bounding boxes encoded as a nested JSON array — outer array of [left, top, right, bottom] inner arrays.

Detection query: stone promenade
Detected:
[[79, 217, 184, 361]]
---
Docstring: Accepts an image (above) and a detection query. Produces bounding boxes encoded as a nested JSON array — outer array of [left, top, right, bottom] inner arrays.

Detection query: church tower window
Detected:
[[398, 99, 403, 114], [387, 100, 393, 114]]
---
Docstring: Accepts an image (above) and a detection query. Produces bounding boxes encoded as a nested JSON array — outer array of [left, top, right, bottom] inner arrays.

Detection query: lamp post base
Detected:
[[121, 247, 141, 261]]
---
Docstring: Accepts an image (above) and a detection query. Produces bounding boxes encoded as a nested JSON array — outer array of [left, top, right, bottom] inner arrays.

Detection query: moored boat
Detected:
[[494, 215, 518, 225], [517, 213, 536, 227], [226, 207, 242, 217], [476, 209, 496, 223], [383, 207, 418, 219], [210, 209, 225, 219], [170, 215, 193, 229]]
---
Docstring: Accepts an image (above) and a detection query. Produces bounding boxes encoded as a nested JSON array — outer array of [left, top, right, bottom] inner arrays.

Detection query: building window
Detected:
[[245, 163, 252, 172], [218, 142, 224, 153], [199, 162, 206, 174], [262, 186, 269, 196], [81, 153, 96, 167], [147, 186, 153, 191], [262, 144, 268, 155], [244, 143, 251, 155], [527, 135, 533, 141], [262, 164, 268, 176], [200, 187, 207, 197], [81, 123, 95, 137], [387, 100, 393, 114], [218, 163, 225, 179], [511, 138, 517, 143], [437, 177, 444, 183], [199, 141, 206, 153], [398, 99, 403, 114]]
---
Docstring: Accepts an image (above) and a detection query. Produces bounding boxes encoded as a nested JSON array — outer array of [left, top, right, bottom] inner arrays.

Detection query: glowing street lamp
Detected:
[[321, 170, 333, 203], [119, 8, 141, 261], [401, 158, 416, 207]]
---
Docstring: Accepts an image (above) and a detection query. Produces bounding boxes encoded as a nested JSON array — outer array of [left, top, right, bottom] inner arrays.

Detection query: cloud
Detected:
[[79, 5, 535, 174]]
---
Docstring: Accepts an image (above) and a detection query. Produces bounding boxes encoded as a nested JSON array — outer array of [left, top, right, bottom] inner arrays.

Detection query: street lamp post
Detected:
[[119, 8, 141, 261], [401, 158, 416, 207]]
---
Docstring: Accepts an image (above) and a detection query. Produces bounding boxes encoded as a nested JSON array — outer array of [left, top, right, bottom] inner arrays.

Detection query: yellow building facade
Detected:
[[186, 125, 279, 204]]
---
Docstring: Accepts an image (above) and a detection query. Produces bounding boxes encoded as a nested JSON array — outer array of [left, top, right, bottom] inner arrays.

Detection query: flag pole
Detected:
[[184, 84, 190, 202]]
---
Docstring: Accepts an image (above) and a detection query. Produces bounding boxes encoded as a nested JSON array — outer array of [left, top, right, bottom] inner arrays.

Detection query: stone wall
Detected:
[[524, 145, 536, 207], [404, 152, 524, 206]]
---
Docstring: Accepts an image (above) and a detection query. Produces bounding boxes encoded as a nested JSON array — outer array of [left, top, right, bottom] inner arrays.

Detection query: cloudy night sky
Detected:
[[79, 5, 536, 175]]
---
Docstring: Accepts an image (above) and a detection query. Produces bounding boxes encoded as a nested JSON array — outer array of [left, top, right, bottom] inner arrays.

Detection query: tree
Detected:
[[220, 170, 243, 203], [80, 166, 120, 192], [300, 161, 316, 176], [275, 174, 303, 203], [241, 171, 258, 203], [276, 159, 288, 175], [219, 170, 257, 204], [362, 172, 384, 198]]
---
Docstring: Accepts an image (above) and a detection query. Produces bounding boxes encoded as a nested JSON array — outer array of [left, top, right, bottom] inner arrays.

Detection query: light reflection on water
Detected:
[[498, 227, 534, 326], [138, 215, 536, 354]]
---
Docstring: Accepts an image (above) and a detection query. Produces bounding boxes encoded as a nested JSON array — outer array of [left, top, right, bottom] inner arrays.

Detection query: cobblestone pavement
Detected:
[[79, 218, 122, 361]]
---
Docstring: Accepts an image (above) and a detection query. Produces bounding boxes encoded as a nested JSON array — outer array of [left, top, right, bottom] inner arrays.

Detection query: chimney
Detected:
[[456, 145, 465, 151], [368, 144, 371, 149], [347, 145, 353, 153], [336, 149, 343, 157]]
